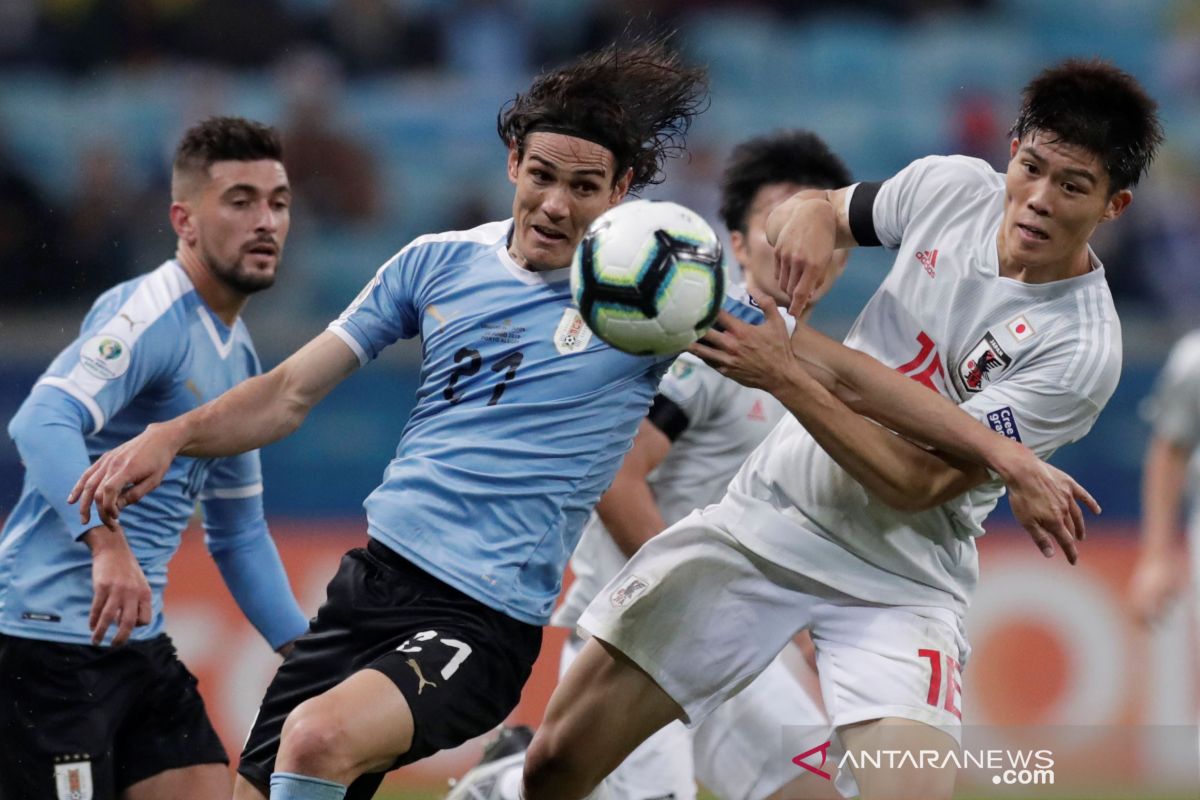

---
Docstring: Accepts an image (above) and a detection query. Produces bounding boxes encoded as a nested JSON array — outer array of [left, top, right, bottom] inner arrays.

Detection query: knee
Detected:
[[277, 700, 356, 780]]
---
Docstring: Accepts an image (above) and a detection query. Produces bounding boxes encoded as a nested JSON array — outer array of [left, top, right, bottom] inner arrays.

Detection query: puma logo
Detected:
[[118, 313, 144, 331], [406, 658, 438, 694]]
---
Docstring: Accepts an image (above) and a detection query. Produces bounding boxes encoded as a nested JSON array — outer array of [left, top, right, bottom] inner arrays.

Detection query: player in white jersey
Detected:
[[519, 60, 1163, 800], [0, 118, 307, 800], [447, 131, 852, 800], [1130, 329, 1200, 626]]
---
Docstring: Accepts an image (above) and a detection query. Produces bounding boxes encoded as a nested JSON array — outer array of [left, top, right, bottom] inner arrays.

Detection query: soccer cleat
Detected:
[[445, 725, 534, 800]]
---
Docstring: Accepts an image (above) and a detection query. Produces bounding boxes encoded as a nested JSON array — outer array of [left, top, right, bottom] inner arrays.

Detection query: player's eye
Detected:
[[1022, 162, 1038, 175]]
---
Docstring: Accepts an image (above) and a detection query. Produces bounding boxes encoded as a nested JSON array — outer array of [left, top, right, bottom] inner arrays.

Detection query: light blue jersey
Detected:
[[329, 220, 687, 625], [0, 261, 307, 647]]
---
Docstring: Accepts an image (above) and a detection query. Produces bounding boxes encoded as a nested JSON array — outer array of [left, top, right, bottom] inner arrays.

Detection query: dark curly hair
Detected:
[[497, 39, 708, 193], [1011, 59, 1162, 193], [173, 116, 283, 180], [719, 130, 852, 234]]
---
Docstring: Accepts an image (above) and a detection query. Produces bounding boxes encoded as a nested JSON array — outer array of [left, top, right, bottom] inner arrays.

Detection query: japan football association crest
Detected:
[[957, 331, 1012, 393], [553, 308, 593, 355], [54, 757, 93, 800]]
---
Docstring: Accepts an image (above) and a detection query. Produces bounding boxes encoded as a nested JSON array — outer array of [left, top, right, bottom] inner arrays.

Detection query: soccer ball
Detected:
[[570, 199, 726, 356]]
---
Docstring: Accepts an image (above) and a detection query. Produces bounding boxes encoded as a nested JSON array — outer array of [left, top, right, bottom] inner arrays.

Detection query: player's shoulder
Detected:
[[1047, 275, 1122, 404], [897, 154, 1003, 196], [83, 260, 198, 340], [1165, 328, 1200, 371], [393, 219, 510, 266]]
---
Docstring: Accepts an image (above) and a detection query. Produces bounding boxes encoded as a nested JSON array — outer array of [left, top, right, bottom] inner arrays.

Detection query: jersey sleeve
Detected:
[[35, 301, 185, 435], [650, 354, 728, 441], [201, 491, 309, 650], [199, 449, 264, 503], [6, 385, 104, 538], [326, 245, 428, 366], [1144, 331, 1200, 449], [852, 155, 995, 251]]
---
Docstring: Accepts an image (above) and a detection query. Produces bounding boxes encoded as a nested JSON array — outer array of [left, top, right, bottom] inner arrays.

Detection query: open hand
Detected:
[[1001, 453, 1100, 565], [70, 423, 181, 528], [84, 524, 153, 645], [688, 292, 797, 391]]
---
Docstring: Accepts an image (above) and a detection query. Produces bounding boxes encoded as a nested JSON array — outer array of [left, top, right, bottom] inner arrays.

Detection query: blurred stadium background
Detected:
[[2, 0, 1199, 797]]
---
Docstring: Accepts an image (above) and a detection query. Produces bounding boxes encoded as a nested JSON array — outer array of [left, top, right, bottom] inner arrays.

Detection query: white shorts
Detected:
[[560, 633, 827, 800], [578, 510, 970, 736]]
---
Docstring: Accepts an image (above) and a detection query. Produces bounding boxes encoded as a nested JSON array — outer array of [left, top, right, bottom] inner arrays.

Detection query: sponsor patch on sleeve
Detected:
[[986, 407, 1022, 442], [79, 335, 131, 381]]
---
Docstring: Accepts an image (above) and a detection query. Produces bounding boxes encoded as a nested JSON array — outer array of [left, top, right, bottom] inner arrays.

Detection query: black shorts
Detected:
[[0, 632, 227, 800], [238, 539, 542, 798]]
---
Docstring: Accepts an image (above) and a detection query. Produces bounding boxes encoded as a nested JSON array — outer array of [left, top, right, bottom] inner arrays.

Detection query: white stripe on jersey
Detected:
[[35, 262, 192, 433], [197, 305, 236, 359], [37, 377, 107, 435], [326, 324, 370, 367], [197, 482, 263, 500], [333, 220, 510, 327]]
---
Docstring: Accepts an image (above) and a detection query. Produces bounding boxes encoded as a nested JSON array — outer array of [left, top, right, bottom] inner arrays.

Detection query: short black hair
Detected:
[[497, 38, 708, 193], [173, 116, 283, 178], [719, 130, 852, 234], [1011, 59, 1162, 192]]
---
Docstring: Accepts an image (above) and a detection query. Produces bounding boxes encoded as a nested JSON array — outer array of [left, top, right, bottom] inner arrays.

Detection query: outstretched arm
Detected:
[[1129, 435, 1193, 624], [71, 331, 360, 526], [595, 419, 672, 558], [691, 297, 1097, 563]]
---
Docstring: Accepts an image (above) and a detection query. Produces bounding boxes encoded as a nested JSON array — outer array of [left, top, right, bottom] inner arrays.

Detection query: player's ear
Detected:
[[609, 167, 633, 206], [1100, 188, 1132, 223], [729, 229, 749, 267], [507, 139, 521, 185], [1009, 137, 1021, 159], [169, 202, 196, 246]]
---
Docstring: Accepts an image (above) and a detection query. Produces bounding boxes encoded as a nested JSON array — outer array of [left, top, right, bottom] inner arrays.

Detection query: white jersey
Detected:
[[1145, 329, 1200, 536], [712, 155, 1122, 614], [553, 351, 788, 628]]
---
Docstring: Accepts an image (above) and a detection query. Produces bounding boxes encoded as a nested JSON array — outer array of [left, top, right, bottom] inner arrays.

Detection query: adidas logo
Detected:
[[915, 249, 938, 278], [747, 399, 767, 422]]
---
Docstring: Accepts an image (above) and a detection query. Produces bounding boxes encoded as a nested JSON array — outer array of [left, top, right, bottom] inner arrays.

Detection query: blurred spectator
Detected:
[[951, 92, 1005, 170], [313, 0, 444, 75], [277, 51, 383, 225], [56, 143, 138, 302], [0, 144, 62, 306]]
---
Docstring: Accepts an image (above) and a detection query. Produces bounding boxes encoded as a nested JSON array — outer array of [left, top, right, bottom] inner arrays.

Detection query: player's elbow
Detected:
[[876, 471, 950, 513]]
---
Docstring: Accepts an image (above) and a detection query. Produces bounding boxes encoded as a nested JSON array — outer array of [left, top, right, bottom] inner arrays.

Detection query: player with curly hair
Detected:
[[70, 40, 709, 800]]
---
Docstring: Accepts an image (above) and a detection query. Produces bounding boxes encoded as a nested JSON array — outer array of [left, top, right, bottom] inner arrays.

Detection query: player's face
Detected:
[[507, 132, 631, 271], [731, 182, 848, 303], [1000, 133, 1131, 274], [731, 182, 802, 295], [187, 159, 291, 294]]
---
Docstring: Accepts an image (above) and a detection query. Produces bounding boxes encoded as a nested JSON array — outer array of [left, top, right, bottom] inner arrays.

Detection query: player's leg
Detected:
[[524, 512, 812, 800], [447, 632, 696, 800], [0, 633, 143, 800], [692, 645, 839, 800], [122, 764, 230, 800], [810, 599, 967, 800], [524, 636, 686, 799], [110, 635, 231, 799], [238, 540, 541, 798], [838, 718, 957, 800]]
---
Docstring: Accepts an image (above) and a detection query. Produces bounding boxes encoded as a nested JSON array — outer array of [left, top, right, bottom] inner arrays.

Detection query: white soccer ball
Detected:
[[570, 199, 726, 356]]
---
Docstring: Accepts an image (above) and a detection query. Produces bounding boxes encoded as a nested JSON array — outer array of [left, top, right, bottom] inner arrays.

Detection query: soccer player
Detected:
[[0, 117, 308, 800], [1129, 329, 1200, 626], [70, 41, 710, 800], [447, 129, 853, 800], [520, 60, 1162, 800]]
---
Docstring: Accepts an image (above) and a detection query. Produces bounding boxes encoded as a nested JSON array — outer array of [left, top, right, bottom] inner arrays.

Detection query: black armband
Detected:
[[848, 181, 883, 247]]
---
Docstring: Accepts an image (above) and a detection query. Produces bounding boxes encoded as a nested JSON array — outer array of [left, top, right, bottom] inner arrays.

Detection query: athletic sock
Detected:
[[269, 772, 348, 800]]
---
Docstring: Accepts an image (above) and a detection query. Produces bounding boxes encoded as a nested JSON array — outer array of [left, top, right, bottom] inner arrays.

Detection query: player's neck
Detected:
[[175, 246, 249, 326], [996, 232, 1093, 284]]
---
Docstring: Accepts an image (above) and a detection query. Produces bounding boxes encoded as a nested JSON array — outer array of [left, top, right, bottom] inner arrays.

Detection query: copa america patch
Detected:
[[610, 575, 650, 608], [553, 308, 593, 355], [54, 757, 94, 800], [79, 334, 131, 381], [986, 407, 1022, 442]]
